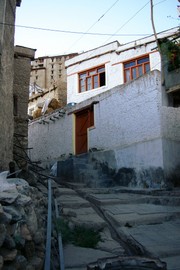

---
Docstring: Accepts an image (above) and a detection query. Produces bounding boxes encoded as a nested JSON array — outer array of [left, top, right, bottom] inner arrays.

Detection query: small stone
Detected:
[[7, 178, 29, 189], [13, 234, 25, 248], [33, 231, 43, 245], [16, 194, 32, 206], [0, 224, 6, 247], [3, 206, 22, 223], [0, 211, 12, 224], [0, 191, 18, 204], [15, 255, 27, 269], [0, 204, 3, 214], [1, 263, 16, 270], [25, 207, 38, 236], [29, 256, 43, 270], [24, 241, 35, 259], [20, 224, 32, 241], [0, 248, 17, 261], [26, 264, 35, 270], [3, 234, 16, 249], [0, 255, 3, 269], [6, 224, 17, 236], [35, 250, 44, 259]]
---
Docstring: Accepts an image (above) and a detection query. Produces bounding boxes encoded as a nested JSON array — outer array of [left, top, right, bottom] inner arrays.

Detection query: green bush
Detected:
[[55, 218, 101, 248]]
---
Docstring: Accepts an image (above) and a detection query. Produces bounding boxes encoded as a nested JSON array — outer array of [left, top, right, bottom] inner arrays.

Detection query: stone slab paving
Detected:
[[64, 244, 116, 270], [56, 187, 126, 270], [121, 221, 180, 269], [56, 186, 180, 270], [85, 190, 180, 270], [86, 193, 150, 206]]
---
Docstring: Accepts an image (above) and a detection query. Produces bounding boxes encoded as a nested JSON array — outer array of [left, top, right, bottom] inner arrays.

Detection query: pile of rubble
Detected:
[[0, 172, 47, 269], [33, 98, 61, 119]]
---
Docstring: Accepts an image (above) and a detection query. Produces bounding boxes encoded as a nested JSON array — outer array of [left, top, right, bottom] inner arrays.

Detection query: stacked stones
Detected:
[[0, 172, 47, 270]]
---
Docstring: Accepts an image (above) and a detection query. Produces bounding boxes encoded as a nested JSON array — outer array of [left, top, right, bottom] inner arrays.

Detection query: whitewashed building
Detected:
[[28, 27, 180, 187], [66, 28, 179, 104]]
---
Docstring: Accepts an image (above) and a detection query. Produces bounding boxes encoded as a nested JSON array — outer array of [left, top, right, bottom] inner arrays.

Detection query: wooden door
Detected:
[[75, 108, 94, 155]]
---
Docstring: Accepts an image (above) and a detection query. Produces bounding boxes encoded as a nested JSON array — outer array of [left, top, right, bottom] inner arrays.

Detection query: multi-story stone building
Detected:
[[29, 53, 78, 116]]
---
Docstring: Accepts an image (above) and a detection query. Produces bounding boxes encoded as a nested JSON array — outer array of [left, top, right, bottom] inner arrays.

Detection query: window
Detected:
[[124, 55, 150, 83], [79, 65, 106, 93]]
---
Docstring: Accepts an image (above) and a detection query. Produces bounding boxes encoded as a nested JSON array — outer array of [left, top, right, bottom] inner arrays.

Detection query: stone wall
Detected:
[[0, 172, 46, 269], [13, 46, 35, 169], [0, 0, 17, 171]]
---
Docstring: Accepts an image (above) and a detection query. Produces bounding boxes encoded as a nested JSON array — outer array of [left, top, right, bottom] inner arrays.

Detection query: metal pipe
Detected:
[[55, 199, 64, 270], [44, 179, 52, 270]]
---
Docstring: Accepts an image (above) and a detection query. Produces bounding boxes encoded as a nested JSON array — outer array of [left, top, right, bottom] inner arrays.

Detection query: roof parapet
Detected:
[[116, 27, 179, 54]]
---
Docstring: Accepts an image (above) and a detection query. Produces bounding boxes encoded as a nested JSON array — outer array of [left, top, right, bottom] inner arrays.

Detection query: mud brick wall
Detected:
[[13, 46, 35, 168], [0, 0, 17, 171]]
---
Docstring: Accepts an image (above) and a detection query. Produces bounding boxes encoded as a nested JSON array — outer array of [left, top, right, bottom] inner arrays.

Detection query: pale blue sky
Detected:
[[15, 0, 179, 57]]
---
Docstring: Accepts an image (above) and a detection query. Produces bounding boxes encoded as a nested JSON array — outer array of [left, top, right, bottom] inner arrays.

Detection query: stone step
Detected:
[[102, 203, 180, 227]]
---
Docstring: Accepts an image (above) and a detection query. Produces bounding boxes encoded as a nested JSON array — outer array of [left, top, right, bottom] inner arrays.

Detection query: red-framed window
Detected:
[[124, 55, 150, 83], [79, 65, 106, 93]]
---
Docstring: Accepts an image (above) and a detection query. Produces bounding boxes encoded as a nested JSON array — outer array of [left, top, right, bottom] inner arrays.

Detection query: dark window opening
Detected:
[[100, 72, 105, 87]]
